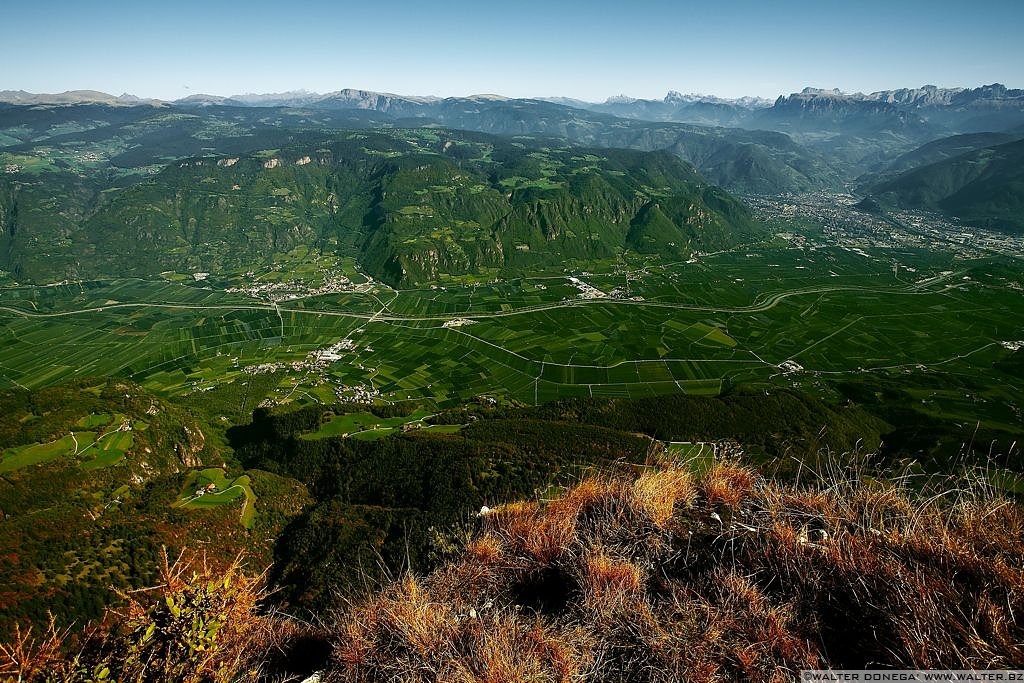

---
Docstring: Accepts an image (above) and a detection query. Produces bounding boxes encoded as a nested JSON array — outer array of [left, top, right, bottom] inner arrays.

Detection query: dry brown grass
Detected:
[[330, 573, 592, 682], [465, 534, 504, 566], [701, 462, 757, 508], [631, 466, 696, 527], [324, 460, 1024, 681], [579, 549, 644, 616]]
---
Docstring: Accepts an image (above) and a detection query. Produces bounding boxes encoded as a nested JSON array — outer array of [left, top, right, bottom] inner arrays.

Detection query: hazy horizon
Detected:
[[9, 82, 1024, 105], [3, 0, 1022, 102]]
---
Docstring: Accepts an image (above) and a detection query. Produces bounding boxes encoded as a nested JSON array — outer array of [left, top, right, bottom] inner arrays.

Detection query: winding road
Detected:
[[0, 282, 943, 324]]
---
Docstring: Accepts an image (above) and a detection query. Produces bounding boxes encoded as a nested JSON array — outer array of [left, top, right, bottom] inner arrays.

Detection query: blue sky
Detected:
[[3, 0, 1022, 101]]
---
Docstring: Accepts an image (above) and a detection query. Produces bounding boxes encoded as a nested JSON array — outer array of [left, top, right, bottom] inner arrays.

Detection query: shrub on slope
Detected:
[[0, 551, 309, 683]]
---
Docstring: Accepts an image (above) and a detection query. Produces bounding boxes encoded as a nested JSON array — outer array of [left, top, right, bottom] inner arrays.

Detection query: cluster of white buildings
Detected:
[[442, 318, 476, 328], [225, 270, 379, 302], [779, 360, 804, 374], [567, 276, 607, 299]]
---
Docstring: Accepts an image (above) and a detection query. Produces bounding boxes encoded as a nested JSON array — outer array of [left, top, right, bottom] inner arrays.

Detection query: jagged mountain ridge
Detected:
[[754, 89, 932, 135], [748, 84, 1024, 149], [542, 84, 1024, 134], [861, 83, 1024, 109]]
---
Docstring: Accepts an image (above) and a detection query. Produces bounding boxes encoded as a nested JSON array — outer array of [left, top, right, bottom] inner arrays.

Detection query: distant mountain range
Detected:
[[0, 91, 839, 195], [536, 92, 773, 127], [3, 83, 1023, 237], [6, 83, 1020, 153], [0, 89, 162, 106], [4, 83, 1020, 125]]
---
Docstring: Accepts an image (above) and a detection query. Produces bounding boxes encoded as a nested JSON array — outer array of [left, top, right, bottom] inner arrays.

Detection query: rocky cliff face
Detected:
[[758, 84, 1024, 137], [174, 425, 206, 469], [758, 89, 931, 134], [862, 83, 1024, 110], [314, 89, 439, 115], [864, 85, 964, 107]]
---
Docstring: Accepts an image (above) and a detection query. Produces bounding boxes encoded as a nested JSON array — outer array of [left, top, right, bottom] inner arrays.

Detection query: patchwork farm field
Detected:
[[1, 245, 1022, 433]]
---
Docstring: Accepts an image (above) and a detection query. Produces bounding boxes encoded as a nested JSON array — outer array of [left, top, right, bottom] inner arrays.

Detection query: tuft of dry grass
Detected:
[[465, 535, 504, 566], [579, 549, 644, 616], [330, 572, 592, 682], [701, 462, 757, 508], [631, 466, 696, 527]]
